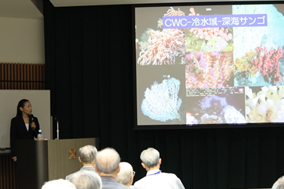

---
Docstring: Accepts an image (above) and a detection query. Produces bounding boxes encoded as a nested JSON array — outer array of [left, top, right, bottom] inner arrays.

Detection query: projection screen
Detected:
[[135, 3, 284, 127]]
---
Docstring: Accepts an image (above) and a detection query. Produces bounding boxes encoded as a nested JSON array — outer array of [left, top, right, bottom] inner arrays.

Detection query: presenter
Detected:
[[10, 99, 40, 162]]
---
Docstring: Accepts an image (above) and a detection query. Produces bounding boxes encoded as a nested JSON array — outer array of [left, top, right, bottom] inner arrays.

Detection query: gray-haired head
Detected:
[[116, 162, 134, 186], [79, 145, 97, 164], [41, 179, 76, 189], [272, 176, 284, 189], [68, 170, 102, 189], [140, 147, 160, 168], [94, 148, 121, 174]]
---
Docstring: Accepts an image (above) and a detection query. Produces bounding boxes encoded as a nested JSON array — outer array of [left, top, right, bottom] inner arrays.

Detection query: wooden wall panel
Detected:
[[0, 155, 16, 189], [0, 63, 45, 90]]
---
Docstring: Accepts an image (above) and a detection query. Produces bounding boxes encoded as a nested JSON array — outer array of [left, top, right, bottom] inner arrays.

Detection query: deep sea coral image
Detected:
[[185, 7, 233, 53], [136, 6, 234, 65], [137, 7, 186, 65], [186, 94, 246, 125], [246, 86, 284, 123], [141, 77, 183, 122], [233, 4, 284, 86], [234, 46, 284, 86], [185, 51, 234, 88], [137, 29, 185, 65], [254, 46, 284, 84]]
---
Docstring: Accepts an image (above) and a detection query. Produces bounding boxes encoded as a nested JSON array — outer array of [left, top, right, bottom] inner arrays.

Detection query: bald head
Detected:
[[116, 162, 134, 186], [95, 148, 121, 174]]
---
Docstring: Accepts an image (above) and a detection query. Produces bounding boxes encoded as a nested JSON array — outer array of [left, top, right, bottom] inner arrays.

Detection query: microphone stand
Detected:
[[54, 116, 60, 140]]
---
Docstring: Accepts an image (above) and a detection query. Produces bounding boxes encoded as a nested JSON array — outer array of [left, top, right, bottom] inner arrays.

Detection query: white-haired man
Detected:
[[66, 145, 97, 180], [94, 148, 128, 189], [41, 179, 76, 189], [272, 175, 284, 189], [68, 170, 102, 189], [116, 162, 135, 188], [134, 147, 185, 189]]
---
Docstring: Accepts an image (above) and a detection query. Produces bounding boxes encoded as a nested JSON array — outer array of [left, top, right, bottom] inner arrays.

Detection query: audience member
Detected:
[[272, 176, 284, 189], [68, 170, 102, 189], [41, 179, 76, 189], [116, 162, 135, 188], [134, 147, 185, 189], [94, 148, 128, 189], [66, 145, 97, 180]]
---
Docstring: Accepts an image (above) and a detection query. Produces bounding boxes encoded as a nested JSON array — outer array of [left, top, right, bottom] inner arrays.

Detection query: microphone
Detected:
[[29, 114, 35, 123]]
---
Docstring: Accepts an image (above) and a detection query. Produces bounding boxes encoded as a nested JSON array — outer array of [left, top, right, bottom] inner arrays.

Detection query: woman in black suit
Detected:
[[10, 99, 40, 162]]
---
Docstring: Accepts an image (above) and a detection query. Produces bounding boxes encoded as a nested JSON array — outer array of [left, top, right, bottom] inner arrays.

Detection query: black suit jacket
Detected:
[[10, 116, 40, 157]]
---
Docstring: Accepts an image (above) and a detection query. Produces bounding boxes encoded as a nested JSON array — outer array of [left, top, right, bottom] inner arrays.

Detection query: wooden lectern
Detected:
[[16, 138, 99, 189]]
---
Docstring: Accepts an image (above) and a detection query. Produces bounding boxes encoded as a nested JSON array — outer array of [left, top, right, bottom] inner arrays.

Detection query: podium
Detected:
[[16, 138, 99, 189]]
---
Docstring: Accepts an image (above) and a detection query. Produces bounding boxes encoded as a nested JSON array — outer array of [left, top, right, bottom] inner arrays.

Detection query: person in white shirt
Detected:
[[134, 147, 185, 189]]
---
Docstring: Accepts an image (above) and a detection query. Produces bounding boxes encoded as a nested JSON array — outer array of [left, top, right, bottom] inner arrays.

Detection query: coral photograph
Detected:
[[136, 5, 233, 65], [136, 65, 186, 125], [184, 6, 233, 53], [141, 77, 183, 122], [185, 51, 234, 88], [245, 86, 284, 123], [136, 7, 186, 65], [234, 46, 284, 86], [233, 4, 284, 86], [186, 91, 246, 125]]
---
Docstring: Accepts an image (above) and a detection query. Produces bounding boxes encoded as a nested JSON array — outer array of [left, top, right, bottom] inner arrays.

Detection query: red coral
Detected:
[[254, 46, 284, 84]]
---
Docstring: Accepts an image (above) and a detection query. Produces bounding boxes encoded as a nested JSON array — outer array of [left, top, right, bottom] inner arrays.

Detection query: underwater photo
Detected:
[[233, 4, 284, 86], [185, 51, 234, 88]]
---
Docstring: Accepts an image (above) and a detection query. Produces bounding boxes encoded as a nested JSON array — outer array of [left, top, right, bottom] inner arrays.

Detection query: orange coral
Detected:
[[185, 52, 233, 88], [164, 7, 185, 16], [234, 51, 257, 75], [137, 7, 186, 65], [137, 29, 185, 65], [187, 7, 232, 41]]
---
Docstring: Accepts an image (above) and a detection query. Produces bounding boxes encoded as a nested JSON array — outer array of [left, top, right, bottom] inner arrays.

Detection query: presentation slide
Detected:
[[135, 4, 284, 126]]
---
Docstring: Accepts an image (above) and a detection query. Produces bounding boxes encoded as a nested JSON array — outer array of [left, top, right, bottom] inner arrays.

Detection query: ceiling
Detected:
[[1, 0, 283, 19], [0, 0, 43, 19]]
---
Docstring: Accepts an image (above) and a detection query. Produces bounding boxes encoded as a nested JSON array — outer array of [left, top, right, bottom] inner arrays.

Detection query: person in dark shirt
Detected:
[[10, 99, 40, 162]]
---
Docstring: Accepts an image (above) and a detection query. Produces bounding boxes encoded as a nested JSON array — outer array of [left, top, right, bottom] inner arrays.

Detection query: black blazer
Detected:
[[10, 116, 40, 157]]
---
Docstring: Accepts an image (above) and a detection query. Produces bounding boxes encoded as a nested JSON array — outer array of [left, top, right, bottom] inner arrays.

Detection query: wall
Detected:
[[0, 17, 44, 64]]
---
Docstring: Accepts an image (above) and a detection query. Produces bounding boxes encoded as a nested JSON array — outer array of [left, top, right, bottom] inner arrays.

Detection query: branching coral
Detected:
[[246, 86, 284, 122], [187, 7, 233, 42], [185, 7, 233, 53], [190, 27, 233, 41], [234, 51, 257, 75], [253, 45, 284, 84], [165, 7, 185, 16], [185, 52, 234, 88], [137, 29, 185, 65], [137, 7, 185, 65]]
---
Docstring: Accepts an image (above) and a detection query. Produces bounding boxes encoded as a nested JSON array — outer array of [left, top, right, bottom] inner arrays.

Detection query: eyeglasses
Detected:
[[133, 171, 136, 176]]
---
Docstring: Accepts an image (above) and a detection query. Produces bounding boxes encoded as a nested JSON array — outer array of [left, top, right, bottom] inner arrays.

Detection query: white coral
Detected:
[[141, 77, 182, 122], [222, 105, 246, 124], [246, 86, 284, 122]]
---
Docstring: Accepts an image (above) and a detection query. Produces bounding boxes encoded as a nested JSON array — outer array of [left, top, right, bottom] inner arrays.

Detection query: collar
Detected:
[[146, 169, 161, 176]]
